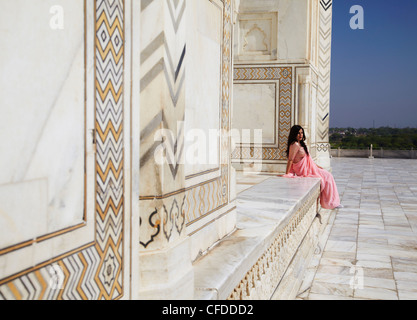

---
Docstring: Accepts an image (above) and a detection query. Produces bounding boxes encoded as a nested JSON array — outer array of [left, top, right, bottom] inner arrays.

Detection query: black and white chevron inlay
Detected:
[[317, 0, 333, 142], [320, 0, 332, 11], [140, 0, 186, 181]]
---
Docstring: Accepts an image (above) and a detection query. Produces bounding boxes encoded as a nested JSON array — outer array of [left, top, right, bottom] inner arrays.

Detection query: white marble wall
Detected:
[[0, 0, 135, 300], [139, 0, 196, 300], [138, 0, 235, 299], [235, 0, 309, 63], [236, 12, 278, 61], [233, 82, 277, 145], [183, 0, 237, 264], [0, 0, 89, 250], [185, 0, 223, 177]]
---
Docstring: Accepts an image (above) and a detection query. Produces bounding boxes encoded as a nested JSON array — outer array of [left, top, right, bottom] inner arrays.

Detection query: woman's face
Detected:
[[297, 129, 304, 142]]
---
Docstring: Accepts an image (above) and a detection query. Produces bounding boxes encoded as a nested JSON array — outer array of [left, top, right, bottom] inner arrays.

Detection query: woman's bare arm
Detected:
[[286, 160, 293, 174], [286, 142, 299, 174]]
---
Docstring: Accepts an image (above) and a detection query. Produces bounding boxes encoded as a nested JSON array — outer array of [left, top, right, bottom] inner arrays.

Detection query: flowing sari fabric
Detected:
[[284, 155, 340, 209]]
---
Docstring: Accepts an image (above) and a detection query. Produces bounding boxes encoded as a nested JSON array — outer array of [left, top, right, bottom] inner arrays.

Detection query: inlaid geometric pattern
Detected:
[[94, 0, 124, 299], [220, 0, 232, 207], [317, 0, 332, 146], [233, 67, 292, 161], [0, 0, 125, 300], [185, 179, 223, 224]]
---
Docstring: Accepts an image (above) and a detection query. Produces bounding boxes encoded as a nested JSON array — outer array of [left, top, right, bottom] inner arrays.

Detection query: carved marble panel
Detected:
[[232, 82, 278, 146], [232, 66, 292, 162], [0, 0, 127, 300], [236, 12, 278, 61]]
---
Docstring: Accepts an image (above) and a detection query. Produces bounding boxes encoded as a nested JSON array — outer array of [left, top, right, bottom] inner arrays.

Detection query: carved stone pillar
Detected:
[[138, 0, 193, 299]]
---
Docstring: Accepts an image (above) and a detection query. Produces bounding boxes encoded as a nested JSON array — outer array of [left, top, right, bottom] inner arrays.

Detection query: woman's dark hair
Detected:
[[286, 125, 309, 157]]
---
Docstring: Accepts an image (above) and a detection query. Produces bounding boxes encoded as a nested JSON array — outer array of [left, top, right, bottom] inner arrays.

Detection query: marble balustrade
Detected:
[[193, 176, 322, 300]]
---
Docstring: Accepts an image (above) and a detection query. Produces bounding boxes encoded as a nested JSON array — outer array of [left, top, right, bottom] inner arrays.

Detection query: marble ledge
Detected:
[[193, 176, 321, 300]]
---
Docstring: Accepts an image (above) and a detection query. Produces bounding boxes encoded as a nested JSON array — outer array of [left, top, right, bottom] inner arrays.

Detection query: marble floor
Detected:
[[236, 158, 417, 300], [296, 158, 417, 300]]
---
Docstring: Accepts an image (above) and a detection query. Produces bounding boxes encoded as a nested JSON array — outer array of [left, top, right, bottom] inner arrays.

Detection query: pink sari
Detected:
[[284, 155, 340, 209]]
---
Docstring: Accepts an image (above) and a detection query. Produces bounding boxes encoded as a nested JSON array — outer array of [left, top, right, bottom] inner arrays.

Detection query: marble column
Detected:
[[139, 0, 193, 300], [297, 71, 312, 144], [315, 0, 333, 170]]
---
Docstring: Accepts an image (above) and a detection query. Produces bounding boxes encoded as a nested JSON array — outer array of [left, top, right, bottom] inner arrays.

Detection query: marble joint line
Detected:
[[0, 0, 125, 300], [228, 187, 320, 300]]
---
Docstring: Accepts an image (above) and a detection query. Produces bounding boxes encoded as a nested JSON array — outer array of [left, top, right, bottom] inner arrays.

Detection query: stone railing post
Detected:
[[369, 144, 374, 159]]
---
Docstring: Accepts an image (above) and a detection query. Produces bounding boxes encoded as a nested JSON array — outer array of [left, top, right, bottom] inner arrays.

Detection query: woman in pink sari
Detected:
[[284, 125, 341, 210]]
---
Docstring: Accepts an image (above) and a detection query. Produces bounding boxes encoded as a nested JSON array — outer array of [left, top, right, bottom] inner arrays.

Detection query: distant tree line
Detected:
[[329, 127, 417, 150]]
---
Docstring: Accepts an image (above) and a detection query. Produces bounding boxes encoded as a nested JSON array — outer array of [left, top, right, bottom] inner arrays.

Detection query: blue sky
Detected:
[[330, 0, 417, 128]]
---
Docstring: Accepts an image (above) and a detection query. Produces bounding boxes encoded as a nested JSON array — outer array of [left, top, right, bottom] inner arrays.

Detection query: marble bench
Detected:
[[193, 176, 325, 300]]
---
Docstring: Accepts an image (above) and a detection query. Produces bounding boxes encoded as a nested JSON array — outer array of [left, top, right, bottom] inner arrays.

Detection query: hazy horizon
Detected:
[[330, 125, 417, 129]]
